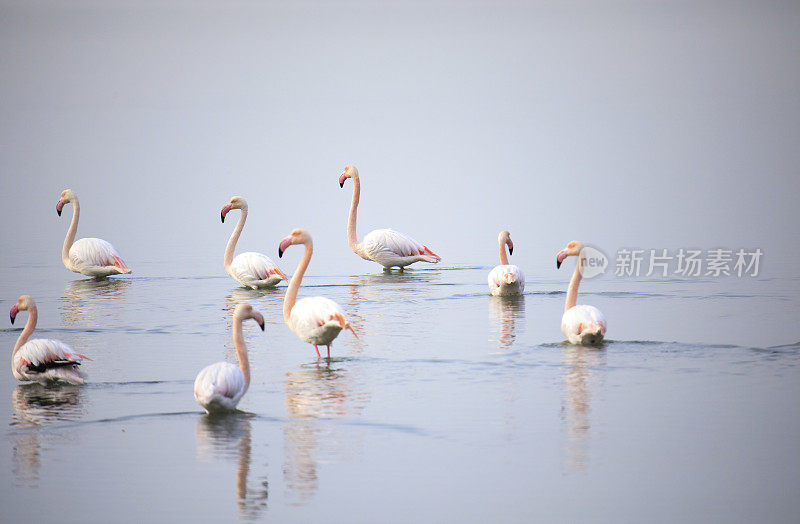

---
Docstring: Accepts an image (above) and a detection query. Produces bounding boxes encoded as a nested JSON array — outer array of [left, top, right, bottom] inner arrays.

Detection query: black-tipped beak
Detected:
[[556, 257, 562, 269], [509, 246, 513, 256], [10, 313, 14, 325], [258, 320, 265, 331], [56, 208, 62, 217], [278, 247, 284, 258], [220, 212, 225, 223], [339, 181, 344, 188]]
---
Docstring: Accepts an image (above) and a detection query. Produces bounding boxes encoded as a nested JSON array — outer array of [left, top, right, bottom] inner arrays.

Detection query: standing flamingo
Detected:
[[339, 165, 441, 269], [488, 230, 525, 296], [9, 295, 91, 385], [556, 241, 607, 345], [56, 189, 131, 279], [221, 196, 287, 289], [194, 302, 265, 413], [278, 229, 357, 359]]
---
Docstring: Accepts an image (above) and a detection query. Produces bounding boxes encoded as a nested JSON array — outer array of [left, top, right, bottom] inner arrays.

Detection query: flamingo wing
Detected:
[[562, 305, 607, 341], [229, 252, 286, 288], [362, 229, 440, 263], [194, 362, 246, 411], [488, 264, 525, 294], [13, 339, 88, 384], [70, 237, 130, 273]]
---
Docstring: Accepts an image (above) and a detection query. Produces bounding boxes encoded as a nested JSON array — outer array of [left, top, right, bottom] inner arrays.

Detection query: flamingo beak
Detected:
[[339, 173, 347, 188], [508, 241, 514, 256], [254, 312, 265, 331], [220, 203, 232, 223], [10, 304, 18, 325], [56, 199, 64, 216], [556, 250, 567, 269], [278, 236, 293, 258]]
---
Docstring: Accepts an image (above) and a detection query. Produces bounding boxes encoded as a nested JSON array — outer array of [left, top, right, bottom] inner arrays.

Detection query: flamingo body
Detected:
[[289, 297, 348, 346], [229, 252, 285, 289], [68, 237, 131, 278], [360, 229, 440, 268], [562, 305, 607, 345], [488, 264, 525, 296], [194, 362, 247, 413]]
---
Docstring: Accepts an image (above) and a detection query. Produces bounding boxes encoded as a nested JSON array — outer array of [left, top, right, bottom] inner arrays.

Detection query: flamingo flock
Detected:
[[8, 167, 607, 414]]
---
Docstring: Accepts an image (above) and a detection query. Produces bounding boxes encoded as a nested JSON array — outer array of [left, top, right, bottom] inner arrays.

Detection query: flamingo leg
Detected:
[[327, 345, 331, 359], [313, 345, 321, 359]]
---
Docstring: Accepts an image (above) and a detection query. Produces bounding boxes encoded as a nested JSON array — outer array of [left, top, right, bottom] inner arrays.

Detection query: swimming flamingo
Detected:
[[194, 302, 265, 413], [339, 165, 441, 269], [221, 196, 287, 289], [278, 229, 357, 359], [9, 295, 91, 385], [488, 230, 525, 296], [556, 241, 607, 345], [56, 189, 131, 279]]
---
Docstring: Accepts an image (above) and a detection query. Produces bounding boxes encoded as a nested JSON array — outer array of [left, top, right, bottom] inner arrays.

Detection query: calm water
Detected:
[[0, 256, 798, 522]]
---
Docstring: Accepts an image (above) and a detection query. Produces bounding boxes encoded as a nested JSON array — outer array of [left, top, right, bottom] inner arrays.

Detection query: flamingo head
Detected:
[[499, 230, 514, 256], [556, 241, 583, 269], [234, 302, 265, 331], [339, 164, 358, 188], [10, 295, 33, 324], [56, 189, 76, 216], [221, 196, 246, 223], [278, 228, 312, 258]]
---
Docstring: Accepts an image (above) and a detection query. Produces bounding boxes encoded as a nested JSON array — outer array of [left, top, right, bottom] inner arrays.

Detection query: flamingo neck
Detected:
[[14, 305, 37, 354], [347, 175, 363, 256], [284, 239, 313, 326], [225, 206, 247, 271], [232, 312, 251, 390], [565, 260, 582, 311], [62, 199, 80, 270], [499, 241, 510, 265]]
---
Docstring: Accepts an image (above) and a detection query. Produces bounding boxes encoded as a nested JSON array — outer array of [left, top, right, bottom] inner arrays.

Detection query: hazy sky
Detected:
[[2, 0, 798, 276]]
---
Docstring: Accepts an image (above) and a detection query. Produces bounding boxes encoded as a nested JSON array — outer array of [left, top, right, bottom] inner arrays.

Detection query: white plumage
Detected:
[[229, 252, 285, 289], [340, 165, 441, 269], [221, 196, 286, 289], [10, 295, 89, 385], [194, 303, 264, 414], [194, 362, 247, 413], [561, 305, 607, 345], [289, 297, 349, 346], [57, 189, 131, 279], [488, 264, 525, 296]]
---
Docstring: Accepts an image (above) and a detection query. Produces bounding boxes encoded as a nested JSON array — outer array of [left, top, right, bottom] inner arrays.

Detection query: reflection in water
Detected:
[[488, 295, 526, 351], [222, 288, 284, 357], [196, 414, 268, 520], [61, 278, 131, 328], [562, 346, 605, 472], [283, 364, 368, 503], [10, 383, 86, 487]]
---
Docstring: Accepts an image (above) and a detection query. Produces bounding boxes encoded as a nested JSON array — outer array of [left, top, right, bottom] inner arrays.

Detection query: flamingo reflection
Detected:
[[283, 364, 368, 503], [562, 345, 605, 472], [61, 278, 131, 328], [196, 414, 268, 519], [10, 383, 85, 487], [488, 295, 526, 351]]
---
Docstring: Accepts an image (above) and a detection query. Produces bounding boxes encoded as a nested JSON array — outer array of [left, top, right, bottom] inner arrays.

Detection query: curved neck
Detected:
[[232, 314, 251, 390], [347, 176, 362, 254], [283, 240, 313, 325], [62, 200, 80, 269], [565, 260, 582, 311], [14, 305, 37, 354], [225, 207, 247, 271], [499, 240, 509, 265]]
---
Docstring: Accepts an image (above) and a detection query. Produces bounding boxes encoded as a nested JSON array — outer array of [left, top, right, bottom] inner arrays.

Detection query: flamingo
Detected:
[[339, 165, 441, 269], [556, 241, 607, 345], [56, 189, 131, 279], [194, 302, 265, 413], [278, 229, 357, 359], [221, 196, 287, 289], [9, 295, 91, 385], [488, 230, 525, 296]]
